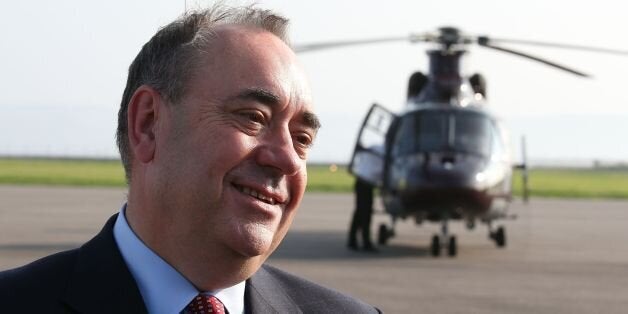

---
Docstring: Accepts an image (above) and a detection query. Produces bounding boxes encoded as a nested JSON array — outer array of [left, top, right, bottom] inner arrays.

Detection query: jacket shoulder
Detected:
[[258, 264, 381, 313], [0, 249, 78, 307]]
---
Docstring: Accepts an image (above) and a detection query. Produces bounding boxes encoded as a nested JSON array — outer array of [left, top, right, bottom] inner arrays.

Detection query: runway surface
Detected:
[[1, 185, 627, 313]]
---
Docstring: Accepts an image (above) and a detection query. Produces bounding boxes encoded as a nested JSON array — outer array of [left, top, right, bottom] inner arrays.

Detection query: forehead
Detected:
[[189, 26, 313, 114]]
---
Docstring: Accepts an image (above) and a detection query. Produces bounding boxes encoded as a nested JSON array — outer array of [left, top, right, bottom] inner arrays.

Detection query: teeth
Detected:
[[264, 195, 277, 204], [237, 185, 277, 205]]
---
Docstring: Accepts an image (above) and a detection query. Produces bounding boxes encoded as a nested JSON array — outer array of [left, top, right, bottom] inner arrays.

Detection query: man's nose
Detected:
[[255, 128, 303, 176]]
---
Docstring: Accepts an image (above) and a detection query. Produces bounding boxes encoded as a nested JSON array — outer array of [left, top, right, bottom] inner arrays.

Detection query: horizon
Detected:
[[2, 104, 626, 166], [1, 154, 626, 169]]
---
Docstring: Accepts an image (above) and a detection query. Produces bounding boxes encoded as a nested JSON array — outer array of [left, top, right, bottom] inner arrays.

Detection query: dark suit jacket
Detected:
[[0, 215, 380, 313]]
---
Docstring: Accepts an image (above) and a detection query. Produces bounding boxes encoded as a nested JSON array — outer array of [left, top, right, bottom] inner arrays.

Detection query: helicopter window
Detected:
[[453, 113, 492, 156], [391, 115, 416, 156], [489, 122, 505, 160], [391, 111, 449, 156], [417, 112, 449, 152], [390, 111, 492, 156]]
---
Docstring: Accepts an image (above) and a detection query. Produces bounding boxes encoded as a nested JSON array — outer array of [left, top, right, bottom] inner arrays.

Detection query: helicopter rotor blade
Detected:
[[479, 42, 590, 77], [294, 28, 628, 76], [294, 33, 428, 53], [481, 37, 628, 56]]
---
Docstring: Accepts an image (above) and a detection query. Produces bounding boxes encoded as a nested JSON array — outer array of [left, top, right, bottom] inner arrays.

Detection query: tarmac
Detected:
[[1, 185, 627, 313]]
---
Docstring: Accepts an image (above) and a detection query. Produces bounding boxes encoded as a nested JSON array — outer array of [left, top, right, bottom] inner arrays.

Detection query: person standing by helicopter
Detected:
[[348, 177, 377, 252], [347, 70, 428, 252]]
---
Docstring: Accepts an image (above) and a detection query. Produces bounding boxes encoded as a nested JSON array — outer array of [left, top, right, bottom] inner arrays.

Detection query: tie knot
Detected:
[[186, 294, 227, 314]]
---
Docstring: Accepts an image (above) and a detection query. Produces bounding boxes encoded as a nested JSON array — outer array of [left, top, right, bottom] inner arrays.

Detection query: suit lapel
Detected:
[[245, 266, 301, 314], [62, 214, 148, 314]]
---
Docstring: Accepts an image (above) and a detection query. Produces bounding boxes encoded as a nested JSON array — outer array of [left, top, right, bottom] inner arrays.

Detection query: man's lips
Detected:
[[232, 183, 287, 205]]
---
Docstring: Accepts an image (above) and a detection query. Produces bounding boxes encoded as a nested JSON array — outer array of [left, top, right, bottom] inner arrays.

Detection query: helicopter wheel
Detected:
[[378, 224, 389, 245], [494, 226, 506, 248], [448, 236, 457, 257], [430, 235, 441, 257]]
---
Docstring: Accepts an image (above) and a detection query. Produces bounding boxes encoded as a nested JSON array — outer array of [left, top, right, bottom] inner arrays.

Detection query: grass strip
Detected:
[[1, 158, 627, 199]]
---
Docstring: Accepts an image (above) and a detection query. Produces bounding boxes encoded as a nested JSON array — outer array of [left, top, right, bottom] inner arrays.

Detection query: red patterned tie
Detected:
[[186, 294, 227, 314]]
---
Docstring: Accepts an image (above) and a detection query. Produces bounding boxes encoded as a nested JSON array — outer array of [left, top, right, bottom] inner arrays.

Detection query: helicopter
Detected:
[[295, 27, 628, 257]]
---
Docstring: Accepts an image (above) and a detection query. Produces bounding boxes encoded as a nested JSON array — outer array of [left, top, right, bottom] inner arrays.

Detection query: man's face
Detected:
[[152, 26, 317, 262]]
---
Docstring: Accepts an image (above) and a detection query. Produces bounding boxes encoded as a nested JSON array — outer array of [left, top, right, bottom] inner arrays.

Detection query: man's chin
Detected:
[[229, 225, 277, 258]]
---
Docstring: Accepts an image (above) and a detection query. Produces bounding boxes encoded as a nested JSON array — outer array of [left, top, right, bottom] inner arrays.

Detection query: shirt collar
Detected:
[[113, 204, 245, 314]]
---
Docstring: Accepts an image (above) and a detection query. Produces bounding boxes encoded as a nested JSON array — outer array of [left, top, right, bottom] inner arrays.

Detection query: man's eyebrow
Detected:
[[230, 88, 281, 106], [228, 87, 321, 131], [302, 111, 321, 132]]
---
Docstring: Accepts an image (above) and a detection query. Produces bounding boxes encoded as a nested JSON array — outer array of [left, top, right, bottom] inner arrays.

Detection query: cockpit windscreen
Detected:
[[392, 110, 492, 156]]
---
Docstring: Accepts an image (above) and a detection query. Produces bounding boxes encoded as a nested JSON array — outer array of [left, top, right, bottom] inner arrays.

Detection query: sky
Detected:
[[1, 0, 628, 165]]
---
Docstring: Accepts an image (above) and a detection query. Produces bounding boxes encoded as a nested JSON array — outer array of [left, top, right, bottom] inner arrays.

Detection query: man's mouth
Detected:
[[233, 184, 282, 205]]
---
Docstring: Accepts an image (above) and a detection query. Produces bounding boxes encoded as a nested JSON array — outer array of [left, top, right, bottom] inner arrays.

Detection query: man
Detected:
[[0, 5, 380, 313], [348, 178, 377, 252]]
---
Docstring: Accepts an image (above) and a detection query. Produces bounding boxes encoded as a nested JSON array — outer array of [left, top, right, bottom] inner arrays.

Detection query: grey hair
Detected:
[[116, 4, 290, 183]]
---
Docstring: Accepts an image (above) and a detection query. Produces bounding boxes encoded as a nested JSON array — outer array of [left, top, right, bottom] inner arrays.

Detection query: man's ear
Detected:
[[127, 85, 161, 164]]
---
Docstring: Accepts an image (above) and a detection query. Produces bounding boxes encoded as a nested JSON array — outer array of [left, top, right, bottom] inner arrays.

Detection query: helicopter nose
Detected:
[[440, 155, 456, 170], [419, 153, 485, 188]]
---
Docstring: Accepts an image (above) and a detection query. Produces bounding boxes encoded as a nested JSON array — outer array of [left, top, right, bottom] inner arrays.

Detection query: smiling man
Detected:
[[0, 4, 380, 314]]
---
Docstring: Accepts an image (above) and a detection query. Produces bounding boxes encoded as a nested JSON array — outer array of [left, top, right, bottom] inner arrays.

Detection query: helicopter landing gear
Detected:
[[430, 235, 441, 257], [448, 235, 457, 257], [489, 225, 507, 248], [377, 223, 396, 245], [431, 220, 457, 257]]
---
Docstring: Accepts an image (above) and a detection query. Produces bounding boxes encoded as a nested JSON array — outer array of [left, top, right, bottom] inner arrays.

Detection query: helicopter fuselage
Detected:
[[381, 104, 512, 224]]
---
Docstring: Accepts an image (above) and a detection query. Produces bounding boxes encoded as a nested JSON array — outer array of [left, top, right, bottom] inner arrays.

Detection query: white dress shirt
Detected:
[[113, 204, 245, 314]]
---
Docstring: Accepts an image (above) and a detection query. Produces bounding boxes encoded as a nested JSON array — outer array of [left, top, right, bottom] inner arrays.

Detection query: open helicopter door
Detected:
[[349, 103, 396, 187]]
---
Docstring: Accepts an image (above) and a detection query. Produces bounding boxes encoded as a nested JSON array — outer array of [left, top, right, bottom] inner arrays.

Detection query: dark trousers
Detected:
[[348, 178, 374, 247]]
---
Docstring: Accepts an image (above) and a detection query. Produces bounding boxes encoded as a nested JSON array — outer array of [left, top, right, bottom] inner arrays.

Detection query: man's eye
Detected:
[[294, 133, 313, 148], [240, 110, 266, 125]]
